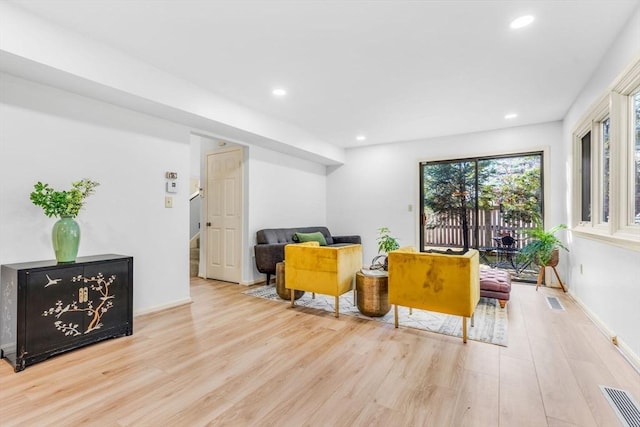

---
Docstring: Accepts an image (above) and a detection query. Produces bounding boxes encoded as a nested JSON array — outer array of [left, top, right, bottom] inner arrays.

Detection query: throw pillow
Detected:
[[294, 231, 327, 246]]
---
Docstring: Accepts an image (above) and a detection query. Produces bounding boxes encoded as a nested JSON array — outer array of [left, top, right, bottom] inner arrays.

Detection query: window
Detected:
[[573, 58, 640, 249], [633, 90, 640, 225], [601, 117, 610, 224], [581, 132, 591, 222]]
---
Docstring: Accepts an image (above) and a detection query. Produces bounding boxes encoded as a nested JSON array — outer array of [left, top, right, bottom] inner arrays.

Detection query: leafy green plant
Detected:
[[370, 227, 400, 271], [377, 227, 399, 253], [30, 179, 99, 218], [519, 222, 568, 266]]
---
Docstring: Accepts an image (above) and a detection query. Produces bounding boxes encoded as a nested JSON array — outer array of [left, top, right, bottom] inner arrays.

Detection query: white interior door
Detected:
[[205, 147, 243, 282]]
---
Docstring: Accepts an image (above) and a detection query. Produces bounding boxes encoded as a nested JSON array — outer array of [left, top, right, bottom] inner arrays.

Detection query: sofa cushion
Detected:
[[256, 227, 334, 245], [293, 231, 327, 246]]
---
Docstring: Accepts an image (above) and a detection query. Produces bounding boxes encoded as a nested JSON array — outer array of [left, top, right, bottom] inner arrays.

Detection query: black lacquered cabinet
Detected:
[[0, 254, 133, 372]]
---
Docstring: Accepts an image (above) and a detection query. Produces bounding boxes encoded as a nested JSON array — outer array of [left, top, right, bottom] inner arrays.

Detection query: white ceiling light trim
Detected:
[[272, 88, 287, 97], [356, 135, 366, 141], [505, 113, 518, 119], [510, 15, 535, 29]]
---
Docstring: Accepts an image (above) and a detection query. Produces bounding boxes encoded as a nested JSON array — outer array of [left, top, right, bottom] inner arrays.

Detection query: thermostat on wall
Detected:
[[166, 181, 178, 193]]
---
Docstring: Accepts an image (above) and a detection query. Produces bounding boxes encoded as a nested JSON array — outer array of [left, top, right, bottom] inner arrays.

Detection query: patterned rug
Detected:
[[243, 285, 508, 346]]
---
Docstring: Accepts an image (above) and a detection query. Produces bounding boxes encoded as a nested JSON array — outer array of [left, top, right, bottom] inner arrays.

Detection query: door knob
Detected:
[[206, 222, 212, 227]]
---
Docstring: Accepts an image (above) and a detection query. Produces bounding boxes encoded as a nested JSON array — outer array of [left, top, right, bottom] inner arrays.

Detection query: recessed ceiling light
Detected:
[[510, 15, 534, 29], [356, 135, 366, 141], [505, 113, 518, 119], [272, 88, 287, 97]]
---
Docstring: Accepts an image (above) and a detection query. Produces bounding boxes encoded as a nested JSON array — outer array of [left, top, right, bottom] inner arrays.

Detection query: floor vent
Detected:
[[546, 296, 565, 311], [600, 386, 640, 427]]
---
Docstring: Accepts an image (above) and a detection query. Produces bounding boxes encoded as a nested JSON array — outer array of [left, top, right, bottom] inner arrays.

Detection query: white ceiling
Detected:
[[8, 0, 640, 148]]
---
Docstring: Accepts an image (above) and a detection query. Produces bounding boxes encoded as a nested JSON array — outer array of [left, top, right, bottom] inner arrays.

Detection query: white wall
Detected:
[[0, 2, 345, 166], [245, 145, 327, 283], [190, 134, 202, 192], [327, 121, 565, 271], [562, 6, 640, 362], [0, 73, 191, 314]]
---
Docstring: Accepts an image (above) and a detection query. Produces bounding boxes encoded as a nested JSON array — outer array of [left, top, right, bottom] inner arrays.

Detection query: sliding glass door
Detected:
[[420, 152, 543, 281]]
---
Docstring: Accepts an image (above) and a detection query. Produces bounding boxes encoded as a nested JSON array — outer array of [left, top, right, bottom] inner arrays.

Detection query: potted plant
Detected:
[[372, 227, 400, 271], [519, 222, 568, 291], [30, 178, 99, 263]]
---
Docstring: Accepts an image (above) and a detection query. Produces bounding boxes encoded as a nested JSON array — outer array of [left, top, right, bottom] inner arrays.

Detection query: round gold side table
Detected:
[[355, 271, 390, 317], [275, 262, 305, 300]]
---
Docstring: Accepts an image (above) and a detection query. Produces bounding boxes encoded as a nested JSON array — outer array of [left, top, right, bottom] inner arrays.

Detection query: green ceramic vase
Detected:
[[52, 216, 80, 263]]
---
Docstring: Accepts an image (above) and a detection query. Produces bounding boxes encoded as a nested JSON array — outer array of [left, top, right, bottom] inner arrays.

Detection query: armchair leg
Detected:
[[290, 288, 295, 307], [335, 296, 339, 318], [462, 317, 468, 343], [394, 305, 399, 328], [471, 312, 475, 328], [266, 273, 271, 285]]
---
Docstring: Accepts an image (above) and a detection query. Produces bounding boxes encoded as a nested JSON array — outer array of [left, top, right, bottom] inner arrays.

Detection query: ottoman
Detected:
[[479, 268, 511, 308]]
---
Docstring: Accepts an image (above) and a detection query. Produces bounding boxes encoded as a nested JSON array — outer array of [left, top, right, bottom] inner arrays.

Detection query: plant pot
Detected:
[[52, 216, 80, 263], [275, 262, 304, 300], [535, 247, 560, 268], [546, 248, 559, 267]]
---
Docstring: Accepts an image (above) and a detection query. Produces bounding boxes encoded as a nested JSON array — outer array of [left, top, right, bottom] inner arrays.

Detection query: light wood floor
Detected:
[[1, 278, 639, 426]]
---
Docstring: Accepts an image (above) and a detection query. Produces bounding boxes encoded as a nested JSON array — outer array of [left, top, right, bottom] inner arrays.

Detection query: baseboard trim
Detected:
[[569, 290, 640, 374], [134, 297, 193, 317], [618, 340, 640, 375], [240, 278, 267, 286]]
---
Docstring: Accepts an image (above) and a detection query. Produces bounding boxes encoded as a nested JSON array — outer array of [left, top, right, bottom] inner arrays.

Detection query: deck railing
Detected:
[[423, 208, 537, 250]]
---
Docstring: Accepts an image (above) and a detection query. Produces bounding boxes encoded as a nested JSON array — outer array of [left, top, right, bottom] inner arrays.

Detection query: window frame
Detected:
[[572, 58, 640, 250]]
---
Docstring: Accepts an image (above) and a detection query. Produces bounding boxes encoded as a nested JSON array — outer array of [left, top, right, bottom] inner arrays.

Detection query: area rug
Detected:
[[243, 285, 508, 346]]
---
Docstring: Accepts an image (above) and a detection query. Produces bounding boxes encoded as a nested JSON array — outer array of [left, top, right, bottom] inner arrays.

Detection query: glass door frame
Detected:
[[419, 151, 545, 281]]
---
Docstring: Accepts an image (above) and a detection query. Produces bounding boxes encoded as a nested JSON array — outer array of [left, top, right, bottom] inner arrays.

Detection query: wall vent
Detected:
[[600, 386, 640, 427], [546, 296, 565, 311]]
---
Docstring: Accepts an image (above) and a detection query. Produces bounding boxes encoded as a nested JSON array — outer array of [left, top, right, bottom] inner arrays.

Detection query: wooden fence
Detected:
[[423, 208, 537, 250]]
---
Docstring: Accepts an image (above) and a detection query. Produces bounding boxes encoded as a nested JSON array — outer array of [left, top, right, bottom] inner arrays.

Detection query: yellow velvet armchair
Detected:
[[285, 242, 363, 317], [388, 248, 480, 343]]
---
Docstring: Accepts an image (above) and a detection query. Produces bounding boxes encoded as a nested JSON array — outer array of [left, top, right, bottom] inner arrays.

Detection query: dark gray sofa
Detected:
[[254, 226, 361, 285]]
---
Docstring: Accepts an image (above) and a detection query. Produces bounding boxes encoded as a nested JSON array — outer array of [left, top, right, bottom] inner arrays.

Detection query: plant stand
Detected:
[[536, 265, 566, 292]]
